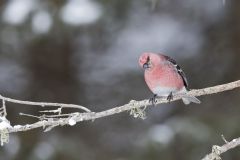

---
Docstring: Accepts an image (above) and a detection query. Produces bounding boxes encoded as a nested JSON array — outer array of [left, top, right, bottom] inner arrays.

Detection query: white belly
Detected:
[[152, 86, 178, 96]]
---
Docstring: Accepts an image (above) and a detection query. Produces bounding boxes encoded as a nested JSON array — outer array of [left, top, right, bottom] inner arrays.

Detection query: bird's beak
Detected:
[[143, 62, 150, 69]]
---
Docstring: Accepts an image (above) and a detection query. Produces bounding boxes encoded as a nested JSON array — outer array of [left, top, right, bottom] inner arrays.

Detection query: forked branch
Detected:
[[202, 137, 240, 160], [0, 80, 239, 134]]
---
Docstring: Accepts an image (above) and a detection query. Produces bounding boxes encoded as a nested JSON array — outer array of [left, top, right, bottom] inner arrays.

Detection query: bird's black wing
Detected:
[[164, 55, 189, 90]]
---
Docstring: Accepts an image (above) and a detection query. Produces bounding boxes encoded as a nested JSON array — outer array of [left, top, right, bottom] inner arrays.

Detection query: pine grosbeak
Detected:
[[139, 52, 200, 105]]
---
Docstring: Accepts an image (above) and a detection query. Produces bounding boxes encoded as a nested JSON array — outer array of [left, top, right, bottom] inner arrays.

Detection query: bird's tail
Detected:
[[182, 95, 201, 105]]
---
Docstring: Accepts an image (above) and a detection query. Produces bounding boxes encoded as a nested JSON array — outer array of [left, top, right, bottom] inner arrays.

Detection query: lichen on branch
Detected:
[[0, 80, 239, 147]]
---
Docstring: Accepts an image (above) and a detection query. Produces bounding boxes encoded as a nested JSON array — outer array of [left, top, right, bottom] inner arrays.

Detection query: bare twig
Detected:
[[202, 137, 240, 160], [221, 134, 229, 144], [0, 79, 237, 133], [0, 99, 7, 117], [0, 94, 90, 112]]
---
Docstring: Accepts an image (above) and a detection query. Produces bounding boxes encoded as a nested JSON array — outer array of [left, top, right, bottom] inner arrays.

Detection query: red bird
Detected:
[[139, 52, 200, 105]]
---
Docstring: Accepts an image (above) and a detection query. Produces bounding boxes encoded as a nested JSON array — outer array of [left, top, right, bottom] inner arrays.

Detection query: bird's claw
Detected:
[[167, 92, 173, 103], [149, 94, 157, 105]]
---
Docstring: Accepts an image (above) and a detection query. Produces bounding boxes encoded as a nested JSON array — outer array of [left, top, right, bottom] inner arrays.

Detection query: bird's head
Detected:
[[138, 52, 162, 70]]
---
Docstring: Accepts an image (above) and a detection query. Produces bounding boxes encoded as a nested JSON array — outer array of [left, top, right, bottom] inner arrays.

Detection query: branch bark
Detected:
[[202, 137, 240, 160], [0, 79, 239, 133]]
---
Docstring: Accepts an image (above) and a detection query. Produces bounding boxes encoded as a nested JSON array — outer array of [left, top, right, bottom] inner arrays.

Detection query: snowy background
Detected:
[[0, 0, 240, 160]]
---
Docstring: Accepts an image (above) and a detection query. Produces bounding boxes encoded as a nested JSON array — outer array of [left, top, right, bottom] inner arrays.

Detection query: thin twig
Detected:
[[19, 113, 41, 119], [0, 95, 90, 112], [0, 99, 7, 117], [221, 134, 229, 144]]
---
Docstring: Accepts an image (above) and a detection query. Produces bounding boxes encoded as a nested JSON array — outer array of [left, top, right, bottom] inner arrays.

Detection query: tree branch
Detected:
[[0, 95, 91, 112], [0, 80, 239, 134], [202, 137, 240, 160]]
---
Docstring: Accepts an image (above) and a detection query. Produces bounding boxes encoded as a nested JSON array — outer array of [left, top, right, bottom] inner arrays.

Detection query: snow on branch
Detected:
[[0, 80, 239, 146]]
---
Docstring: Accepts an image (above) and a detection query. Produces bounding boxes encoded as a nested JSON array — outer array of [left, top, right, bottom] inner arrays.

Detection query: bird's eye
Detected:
[[143, 56, 151, 69], [146, 56, 150, 63]]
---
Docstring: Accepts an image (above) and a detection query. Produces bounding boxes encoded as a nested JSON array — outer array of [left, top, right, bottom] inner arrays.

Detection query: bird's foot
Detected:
[[149, 94, 157, 105], [167, 92, 173, 103]]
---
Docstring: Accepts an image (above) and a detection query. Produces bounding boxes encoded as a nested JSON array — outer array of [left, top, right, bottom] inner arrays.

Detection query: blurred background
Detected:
[[0, 0, 239, 159]]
